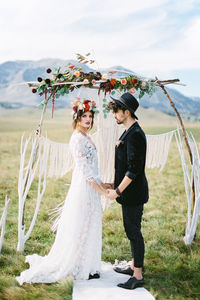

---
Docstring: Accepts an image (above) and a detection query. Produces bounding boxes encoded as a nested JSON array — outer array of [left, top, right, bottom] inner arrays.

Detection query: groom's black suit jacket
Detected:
[[114, 122, 149, 206]]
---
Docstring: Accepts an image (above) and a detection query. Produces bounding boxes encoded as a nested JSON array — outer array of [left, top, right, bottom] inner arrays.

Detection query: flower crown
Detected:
[[72, 98, 98, 118]]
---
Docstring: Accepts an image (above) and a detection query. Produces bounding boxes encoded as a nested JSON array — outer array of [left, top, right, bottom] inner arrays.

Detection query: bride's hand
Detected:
[[101, 183, 114, 189], [106, 189, 118, 200], [99, 188, 109, 197], [102, 188, 109, 196]]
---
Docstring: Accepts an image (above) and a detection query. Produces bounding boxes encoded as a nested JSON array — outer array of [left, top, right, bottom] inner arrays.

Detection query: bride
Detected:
[[16, 98, 108, 285]]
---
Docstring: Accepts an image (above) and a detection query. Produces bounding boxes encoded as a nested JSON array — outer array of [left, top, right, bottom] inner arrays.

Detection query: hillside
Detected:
[[0, 59, 199, 121]]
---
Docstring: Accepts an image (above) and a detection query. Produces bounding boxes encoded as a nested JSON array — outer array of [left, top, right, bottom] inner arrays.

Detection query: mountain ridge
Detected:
[[0, 59, 199, 121]]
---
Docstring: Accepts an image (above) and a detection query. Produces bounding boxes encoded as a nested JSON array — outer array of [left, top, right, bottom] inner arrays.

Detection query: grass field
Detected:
[[0, 107, 200, 299]]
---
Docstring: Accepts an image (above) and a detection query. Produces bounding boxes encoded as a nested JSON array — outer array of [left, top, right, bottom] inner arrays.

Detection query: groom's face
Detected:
[[113, 109, 127, 124]]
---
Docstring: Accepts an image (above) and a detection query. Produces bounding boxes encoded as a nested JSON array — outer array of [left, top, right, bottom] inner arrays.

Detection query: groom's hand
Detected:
[[107, 189, 119, 200]]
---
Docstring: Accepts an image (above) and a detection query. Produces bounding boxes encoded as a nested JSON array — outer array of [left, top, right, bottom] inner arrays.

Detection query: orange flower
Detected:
[[121, 78, 127, 85], [110, 78, 117, 86], [74, 71, 80, 77]]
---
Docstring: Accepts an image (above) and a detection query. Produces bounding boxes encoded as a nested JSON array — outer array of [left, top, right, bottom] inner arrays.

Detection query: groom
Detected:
[[107, 91, 149, 290]]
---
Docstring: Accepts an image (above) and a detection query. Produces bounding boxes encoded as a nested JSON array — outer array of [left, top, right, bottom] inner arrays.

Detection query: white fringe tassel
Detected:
[[40, 136, 74, 178], [146, 130, 175, 171], [175, 130, 200, 246], [48, 200, 65, 232]]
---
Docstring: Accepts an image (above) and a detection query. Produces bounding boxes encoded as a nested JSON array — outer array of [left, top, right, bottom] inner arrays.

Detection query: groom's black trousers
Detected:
[[122, 204, 144, 268]]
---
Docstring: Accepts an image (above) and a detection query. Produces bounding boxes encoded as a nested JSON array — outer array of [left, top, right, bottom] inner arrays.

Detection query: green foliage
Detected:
[[32, 54, 157, 114]]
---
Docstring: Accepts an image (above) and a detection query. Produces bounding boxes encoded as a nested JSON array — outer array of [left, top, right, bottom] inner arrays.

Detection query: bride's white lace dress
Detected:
[[16, 131, 102, 285]]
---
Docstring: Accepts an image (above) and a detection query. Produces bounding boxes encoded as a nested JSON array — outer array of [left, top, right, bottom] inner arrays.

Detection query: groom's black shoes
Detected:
[[113, 266, 133, 276], [88, 273, 100, 280], [117, 276, 144, 289]]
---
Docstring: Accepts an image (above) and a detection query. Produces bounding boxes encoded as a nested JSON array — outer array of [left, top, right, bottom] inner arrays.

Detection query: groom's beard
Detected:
[[116, 120, 123, 124], [115, 116, 126, 125]]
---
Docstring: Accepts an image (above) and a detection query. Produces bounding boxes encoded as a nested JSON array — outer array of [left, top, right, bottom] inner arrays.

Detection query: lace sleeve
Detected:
[[70, 133, 99, 183]]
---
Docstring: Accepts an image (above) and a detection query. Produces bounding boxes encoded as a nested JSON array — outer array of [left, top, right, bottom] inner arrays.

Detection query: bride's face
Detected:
[[78, 111, 93, 130]]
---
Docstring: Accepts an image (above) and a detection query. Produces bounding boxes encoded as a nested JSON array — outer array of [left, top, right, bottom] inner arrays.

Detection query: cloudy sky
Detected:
[[1, 0, 200, 97]]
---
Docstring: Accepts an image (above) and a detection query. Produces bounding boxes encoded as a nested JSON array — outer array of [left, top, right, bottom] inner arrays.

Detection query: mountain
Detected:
[[0, 59, 199, 120], [0, 59, 93, 109]]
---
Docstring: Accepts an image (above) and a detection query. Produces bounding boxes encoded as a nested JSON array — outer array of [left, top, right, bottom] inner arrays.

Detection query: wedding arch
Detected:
[[17, 54, 200, 252]]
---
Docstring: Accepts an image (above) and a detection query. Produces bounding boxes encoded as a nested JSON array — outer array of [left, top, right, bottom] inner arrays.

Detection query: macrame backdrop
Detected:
[[17, 86, 199, 251], [146, 130, 175, 171]]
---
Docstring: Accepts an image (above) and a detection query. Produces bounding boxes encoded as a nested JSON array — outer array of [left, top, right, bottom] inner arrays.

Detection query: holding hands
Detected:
[[101, 183, 114, 189], [106, 189, 119, 200], [101, 183, 119, 200], [87, 181, 120, 200]]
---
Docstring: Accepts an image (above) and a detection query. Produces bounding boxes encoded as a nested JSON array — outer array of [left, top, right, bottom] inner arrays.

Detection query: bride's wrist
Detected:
[[101, 189, 107, 196]]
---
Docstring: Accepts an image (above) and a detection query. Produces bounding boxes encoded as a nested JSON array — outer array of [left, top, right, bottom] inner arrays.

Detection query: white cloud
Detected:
[[0, 0, 200, 96]]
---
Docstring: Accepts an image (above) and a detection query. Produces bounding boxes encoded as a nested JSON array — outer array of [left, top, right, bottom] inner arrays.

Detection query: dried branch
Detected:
[[157, 79, 195, 207], [0, 195, 10, 253]]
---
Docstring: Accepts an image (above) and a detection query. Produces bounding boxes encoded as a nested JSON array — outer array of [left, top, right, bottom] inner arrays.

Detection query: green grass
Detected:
[[0, 108, 200, 299]]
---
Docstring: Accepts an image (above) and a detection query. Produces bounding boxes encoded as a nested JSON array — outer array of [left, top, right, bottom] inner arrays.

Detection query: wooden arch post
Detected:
[[155, 78, 195, 207]]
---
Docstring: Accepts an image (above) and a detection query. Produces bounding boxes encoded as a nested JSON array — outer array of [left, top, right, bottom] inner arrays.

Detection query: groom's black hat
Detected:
[[110, 92, 139, 120]]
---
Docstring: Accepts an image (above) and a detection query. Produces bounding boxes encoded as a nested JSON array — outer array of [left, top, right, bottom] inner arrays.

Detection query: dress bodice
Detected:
[[69, 131, 100, 183]]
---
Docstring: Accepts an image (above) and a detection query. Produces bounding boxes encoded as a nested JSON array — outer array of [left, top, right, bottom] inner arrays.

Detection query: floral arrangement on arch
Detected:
[[30, 53, 157, 118]]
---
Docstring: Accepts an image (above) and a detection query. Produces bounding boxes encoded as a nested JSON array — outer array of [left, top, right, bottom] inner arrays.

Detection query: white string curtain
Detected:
[[39, 136, 74, 178], [175, 130, 200, 245], [146, 130, 175, 171], [38, 129, 175, 179]]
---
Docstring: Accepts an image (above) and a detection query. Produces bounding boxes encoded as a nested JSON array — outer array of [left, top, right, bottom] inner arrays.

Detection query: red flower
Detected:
[[37, 77, 43, 82], [132, 78, 138, 85], [46, 68, 52, 73], [45, 78, 51, 85], [110, 78, 117, 86], [84, 103, 90, 111], [32, 88, 37, 93], [84, 99, 90, 104], [73, 106, 77, 112]]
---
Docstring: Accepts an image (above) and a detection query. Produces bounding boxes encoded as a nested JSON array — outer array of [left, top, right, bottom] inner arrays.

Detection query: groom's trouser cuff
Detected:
[[122, 204, 145, 268]]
